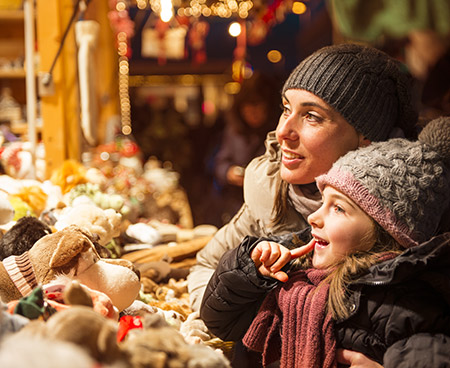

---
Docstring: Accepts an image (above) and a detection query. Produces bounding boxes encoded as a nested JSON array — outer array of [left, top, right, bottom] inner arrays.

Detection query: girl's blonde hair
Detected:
[[326, 221, 402, 320]]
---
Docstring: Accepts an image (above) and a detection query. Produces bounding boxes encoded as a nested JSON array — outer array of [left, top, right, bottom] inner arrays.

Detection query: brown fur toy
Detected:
[[121, 313, 231, 368], [0, 216, 52, 261], [14, 305, 124, 365], [0, 225, 140, 312]]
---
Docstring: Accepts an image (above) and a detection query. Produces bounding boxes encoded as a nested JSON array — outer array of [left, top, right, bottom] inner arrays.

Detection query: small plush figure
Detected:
[[0, 190, 14, 226], [121, 313, 231, 368], [0, 225, 140, 313], [54, 203, 122, 247], [0, 216, 52, 260], [11, 305, 124, 366]]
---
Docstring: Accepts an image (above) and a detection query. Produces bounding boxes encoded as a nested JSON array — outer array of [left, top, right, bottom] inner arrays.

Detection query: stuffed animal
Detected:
[[0, 216, 52, 260], [121, 313, 231, 368], [0, 225, 140, 312], [5, 305, 123, 366], [0, 332, 97, 368], [0, 190, 14, 226], [0, 301, 29, 341], [53, 203, 122, 247]]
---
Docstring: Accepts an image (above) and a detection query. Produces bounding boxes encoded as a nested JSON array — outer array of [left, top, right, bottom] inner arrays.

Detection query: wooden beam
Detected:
[[36, 0, 80, 178]]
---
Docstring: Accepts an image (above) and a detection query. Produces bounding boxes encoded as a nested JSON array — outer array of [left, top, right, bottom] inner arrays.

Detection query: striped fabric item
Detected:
[[3, 252, 37, 297]]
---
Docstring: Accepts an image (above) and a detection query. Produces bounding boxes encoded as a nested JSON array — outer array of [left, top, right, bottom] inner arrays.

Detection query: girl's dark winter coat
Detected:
[[200, 231, 450, 368]]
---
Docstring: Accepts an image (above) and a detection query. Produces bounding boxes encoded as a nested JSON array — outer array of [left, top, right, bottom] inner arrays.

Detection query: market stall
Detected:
[[2, 0, 448, 366]]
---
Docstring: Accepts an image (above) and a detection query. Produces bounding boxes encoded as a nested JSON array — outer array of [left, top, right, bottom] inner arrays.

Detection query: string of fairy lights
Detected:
[[136, 0, 255, 20], [111, 0, 309, 135]]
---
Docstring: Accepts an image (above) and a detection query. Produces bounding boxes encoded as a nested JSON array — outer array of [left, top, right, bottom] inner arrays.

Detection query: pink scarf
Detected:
[[242, 268, 337, 368]]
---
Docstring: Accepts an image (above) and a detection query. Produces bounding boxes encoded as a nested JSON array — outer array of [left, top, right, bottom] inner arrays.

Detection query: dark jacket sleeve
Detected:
[[200, 228, 311, 342], [384, 333, 450, 368]]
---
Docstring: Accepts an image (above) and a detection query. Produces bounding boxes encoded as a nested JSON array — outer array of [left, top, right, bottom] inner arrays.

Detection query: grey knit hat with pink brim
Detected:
[[315, 116, 450, 248]]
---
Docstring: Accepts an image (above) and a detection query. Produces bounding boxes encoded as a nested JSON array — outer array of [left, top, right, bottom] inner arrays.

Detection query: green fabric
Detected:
[[14, 286, 56, 320], [329, 0, 450, 41]]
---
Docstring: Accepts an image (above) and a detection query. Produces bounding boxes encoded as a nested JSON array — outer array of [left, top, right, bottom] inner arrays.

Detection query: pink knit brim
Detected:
[[316, 167, 418, 249]]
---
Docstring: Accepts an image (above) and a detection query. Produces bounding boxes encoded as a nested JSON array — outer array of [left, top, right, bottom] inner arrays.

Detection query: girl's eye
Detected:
[[334, 205, 345, 214], [305, 112, 323, 123]]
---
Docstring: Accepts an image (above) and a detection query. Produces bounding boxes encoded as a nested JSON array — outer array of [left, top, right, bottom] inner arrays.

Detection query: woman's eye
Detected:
[[305, 112, 322, 122], [281, 104, 291, 116]]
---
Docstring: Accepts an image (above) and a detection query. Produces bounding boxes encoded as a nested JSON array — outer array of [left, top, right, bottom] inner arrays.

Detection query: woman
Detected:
[[188, 43, 419, 312]]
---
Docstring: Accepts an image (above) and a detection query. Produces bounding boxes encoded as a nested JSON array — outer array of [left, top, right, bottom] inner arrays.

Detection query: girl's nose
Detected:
[[308, 208, 323, 228]]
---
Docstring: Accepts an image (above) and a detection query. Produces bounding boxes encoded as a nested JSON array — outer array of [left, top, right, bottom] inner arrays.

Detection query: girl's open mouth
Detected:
[[313, 237, 329, 249]]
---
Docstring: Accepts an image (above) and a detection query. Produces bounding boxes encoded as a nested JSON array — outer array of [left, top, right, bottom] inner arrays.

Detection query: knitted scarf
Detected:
[[242, 268, 336, 368]]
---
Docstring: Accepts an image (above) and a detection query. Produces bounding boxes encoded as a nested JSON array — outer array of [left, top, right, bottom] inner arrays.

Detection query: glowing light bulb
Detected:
[[228, 22, 241, 37]]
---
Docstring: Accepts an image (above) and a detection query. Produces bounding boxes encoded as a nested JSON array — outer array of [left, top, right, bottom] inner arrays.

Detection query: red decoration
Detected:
[[117, 315, 143, 342], [188, 20, 210, 64]]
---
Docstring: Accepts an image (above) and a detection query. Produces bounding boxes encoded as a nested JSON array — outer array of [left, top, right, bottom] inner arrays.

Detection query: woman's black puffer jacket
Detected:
[[200, 232, 450, 367]]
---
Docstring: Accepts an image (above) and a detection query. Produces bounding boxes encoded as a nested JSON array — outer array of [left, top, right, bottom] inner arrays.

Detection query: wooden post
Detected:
[[36, 0, 81, 178]]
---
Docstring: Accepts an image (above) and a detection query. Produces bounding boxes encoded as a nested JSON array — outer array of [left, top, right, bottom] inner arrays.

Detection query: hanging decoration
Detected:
[[141, 16, 188, 64], [187, 20, 209, 64], [75, 19, 100, 146]]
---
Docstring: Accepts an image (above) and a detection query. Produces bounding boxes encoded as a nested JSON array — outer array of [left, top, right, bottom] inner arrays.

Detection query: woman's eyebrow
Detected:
[[300, 102, 332, 114]]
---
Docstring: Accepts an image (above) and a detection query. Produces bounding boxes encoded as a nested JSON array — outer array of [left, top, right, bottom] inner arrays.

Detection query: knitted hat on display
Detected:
[[282, 43, 418, 141], [315, 116, 450, 248]]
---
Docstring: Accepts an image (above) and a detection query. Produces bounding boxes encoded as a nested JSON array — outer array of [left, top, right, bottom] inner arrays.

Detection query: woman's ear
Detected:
[[358, 136, 371, 148]]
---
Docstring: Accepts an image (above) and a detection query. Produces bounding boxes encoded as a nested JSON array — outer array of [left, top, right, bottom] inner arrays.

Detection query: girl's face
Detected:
[[276, 89, 369, 185], [307, 186, 375, 269]]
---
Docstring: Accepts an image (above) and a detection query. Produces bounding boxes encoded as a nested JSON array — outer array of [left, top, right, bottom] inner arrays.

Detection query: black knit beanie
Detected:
[[282, 43, 418, 141]]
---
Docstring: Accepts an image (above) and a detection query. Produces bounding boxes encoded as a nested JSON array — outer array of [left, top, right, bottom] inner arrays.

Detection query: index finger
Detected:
[[290, 239, 314, 260]]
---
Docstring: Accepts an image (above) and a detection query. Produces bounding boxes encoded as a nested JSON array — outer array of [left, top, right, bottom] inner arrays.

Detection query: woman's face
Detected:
[[276, 89, 368, 185], [308, 186, 375, 269]]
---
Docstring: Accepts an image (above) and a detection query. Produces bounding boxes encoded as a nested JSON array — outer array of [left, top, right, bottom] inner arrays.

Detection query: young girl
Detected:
[[200, 117, 450, 368]]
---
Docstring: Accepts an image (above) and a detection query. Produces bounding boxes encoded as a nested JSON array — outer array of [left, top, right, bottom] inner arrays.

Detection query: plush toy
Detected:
[[9, 305, 124, 366], [65, 182, 125, 212], [0, 225, 140, 312], [0, 190, 14, 226], [0, 331, 97, 368], [0, 216, 52, 260], [121, 313, 231, 368], [43, 278, 119, 320], [0, 301, 29, 341], [53, 203, 122, 247]]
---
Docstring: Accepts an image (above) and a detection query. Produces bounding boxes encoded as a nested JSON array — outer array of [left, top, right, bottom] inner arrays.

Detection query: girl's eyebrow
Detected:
[[328, 192, 358, 210]]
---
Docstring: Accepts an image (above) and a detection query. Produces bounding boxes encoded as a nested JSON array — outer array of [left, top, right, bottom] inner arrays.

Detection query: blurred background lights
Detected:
[[292, 1, 307, 14], [267, 49, 282, 63], [160, 0, 174, 22], [224, 81, 241, 94], [202, 100, 216, 115], [228, 21, 241, 37]]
